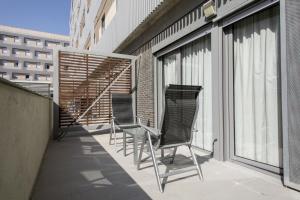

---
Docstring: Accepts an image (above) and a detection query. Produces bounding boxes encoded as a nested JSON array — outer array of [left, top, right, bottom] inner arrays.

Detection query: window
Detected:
[[0, 47, 8, 54], [45, 64, 53, 70], [106, 0, 117, 26], [223, 6, 282, 169], [87, 0, 91, 12], [13, 49, 31, 57], [233, 7, 281, 167], [2, 35, 19, 43], [101, 15, 105, 34], [0, 72, 7, 78], [25, 74, 30, 80], [1, 60, 18, 68], [84, 35, 91, 50], [158, 34, 213, 151], [25, 38, 41, 47], [80, 11, 86, 36]]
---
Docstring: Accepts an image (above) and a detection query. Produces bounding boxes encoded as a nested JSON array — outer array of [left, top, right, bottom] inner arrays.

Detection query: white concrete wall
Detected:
[[0, 79, 52, 200]]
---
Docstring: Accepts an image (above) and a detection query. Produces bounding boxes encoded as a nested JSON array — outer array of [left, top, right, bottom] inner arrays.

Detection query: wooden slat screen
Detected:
[[58, 51, 132, 128]]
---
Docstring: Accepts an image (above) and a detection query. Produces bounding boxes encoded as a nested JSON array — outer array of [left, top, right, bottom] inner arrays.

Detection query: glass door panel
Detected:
[[233, 6, 282, 167]]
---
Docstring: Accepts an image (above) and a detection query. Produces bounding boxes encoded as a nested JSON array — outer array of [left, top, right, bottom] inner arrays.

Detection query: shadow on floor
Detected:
[[31, 134, 151, 200]]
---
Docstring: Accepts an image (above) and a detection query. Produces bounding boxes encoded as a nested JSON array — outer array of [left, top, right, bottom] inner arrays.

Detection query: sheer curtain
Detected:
[[163, 52, 180, 86], [233, 7, 282, 167], [182, 35, 212, 151]]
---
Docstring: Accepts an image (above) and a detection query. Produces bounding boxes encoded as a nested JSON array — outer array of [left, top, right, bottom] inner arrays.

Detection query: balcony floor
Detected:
[[32, 131, 300, 200]]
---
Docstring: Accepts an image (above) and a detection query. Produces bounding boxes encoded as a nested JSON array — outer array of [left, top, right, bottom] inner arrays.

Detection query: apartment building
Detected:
[[69, 0, 300, 191], [0, 25, 69, 84]]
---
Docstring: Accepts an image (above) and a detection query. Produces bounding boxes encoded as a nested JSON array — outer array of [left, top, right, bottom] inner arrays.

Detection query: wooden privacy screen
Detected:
[[58, 51, 132, 128]]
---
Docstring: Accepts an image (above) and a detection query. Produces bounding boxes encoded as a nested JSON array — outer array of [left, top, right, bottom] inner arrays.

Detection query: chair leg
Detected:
[[146, 131, 163, 193], [112, 122, 117, 149], [137, 136, 146, 170], [161, 149, 164, 159], [188, 145, 203, 180], [169, 147, 177, 164], [123, 132, 126, 156], [109, 123, 113, 145]]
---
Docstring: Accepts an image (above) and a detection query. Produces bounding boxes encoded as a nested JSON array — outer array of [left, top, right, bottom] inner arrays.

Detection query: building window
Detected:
[[13, 49, 30, 57], [232, 7, 281, 168], [84, 35, 91, 50], [80, 11, 86, 37], [25, 74, 30, 80], [45, 41, 60, 48], [0, 72, 7, 78], [87, 0, 91, 13], [25, 38, 42, 47], [106, 0, 117, 27], [101, 15, 105, 34], [0, 47, 8, 54], [158, 34, 212, 151], [45, 63, 53, 70]]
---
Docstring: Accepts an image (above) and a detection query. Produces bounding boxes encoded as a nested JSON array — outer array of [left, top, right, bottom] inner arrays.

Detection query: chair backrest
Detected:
[[160, 84, 202, 147], [112, 93, 134, 125]]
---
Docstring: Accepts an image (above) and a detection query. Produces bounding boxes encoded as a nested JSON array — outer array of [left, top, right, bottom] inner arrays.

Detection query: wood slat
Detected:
[[58, 51, 132, 128]]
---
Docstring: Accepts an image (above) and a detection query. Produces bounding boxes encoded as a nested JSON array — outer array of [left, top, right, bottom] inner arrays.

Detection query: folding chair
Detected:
[[137, 84, 203, 192], [110, 93, 140, 148]]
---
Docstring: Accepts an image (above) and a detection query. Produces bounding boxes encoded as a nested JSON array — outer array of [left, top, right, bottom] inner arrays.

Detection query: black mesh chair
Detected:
[[110, 93, 140, 148], [137, 84, 203, 192]]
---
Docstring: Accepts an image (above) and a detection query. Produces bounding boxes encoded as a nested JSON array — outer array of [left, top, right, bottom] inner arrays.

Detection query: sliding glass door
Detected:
[[227, 6, 282, 168], [158, 35, 213, 151]]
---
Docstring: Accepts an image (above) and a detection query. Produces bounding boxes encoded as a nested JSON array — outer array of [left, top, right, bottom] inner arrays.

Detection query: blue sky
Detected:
[[0, 0, 71, 35]]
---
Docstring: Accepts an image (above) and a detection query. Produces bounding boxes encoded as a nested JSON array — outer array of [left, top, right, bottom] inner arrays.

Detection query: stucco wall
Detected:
[[0, 79, 51, 200]]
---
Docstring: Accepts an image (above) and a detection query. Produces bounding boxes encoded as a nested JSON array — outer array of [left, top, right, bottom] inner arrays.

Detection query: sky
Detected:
[[0, 0, 71, 36]]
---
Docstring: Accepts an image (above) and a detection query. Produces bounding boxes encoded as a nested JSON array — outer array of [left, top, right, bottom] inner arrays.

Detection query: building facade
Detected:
[[69, 0, 300, 191], [0, 25, 69, 83]]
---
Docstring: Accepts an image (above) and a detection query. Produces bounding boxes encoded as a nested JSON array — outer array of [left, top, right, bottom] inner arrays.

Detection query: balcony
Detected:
[[1, 50, 300, 200], [1, 60, 19, 69], [29, 132, 300, 200], [35, 52, 52, 60], [0, 48, 9, 56], [2, 36, 21, 44], [26, 40, 43, 48], [14, 51, 31, 58]]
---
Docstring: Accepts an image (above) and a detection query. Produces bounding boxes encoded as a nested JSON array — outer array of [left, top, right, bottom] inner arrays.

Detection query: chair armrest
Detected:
[[139, 124, 161, 138]]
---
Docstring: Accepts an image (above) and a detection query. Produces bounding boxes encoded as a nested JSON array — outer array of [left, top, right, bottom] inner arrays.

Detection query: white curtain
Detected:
[[158, 52, 178, 126], [233, 7, 282, 167], [181, 35, 213, 151], [163, 52, 180, 86]]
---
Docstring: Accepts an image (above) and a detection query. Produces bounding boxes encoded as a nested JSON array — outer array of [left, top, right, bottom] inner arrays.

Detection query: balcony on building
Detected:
[[13, 48, 31, 58], [0, 46, 9, 56], [12, 73, 30, 81], [45, 41, 61, 49], [25, 38, 43, 47], [0, 71, 9, 79], [24, 62, 43, 71], [0, 59, 19, 69], [0, 34, 21, 44], [45, 63, 53, 71], [35, 51, 52, 60], [35, 74, 51, 81]]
